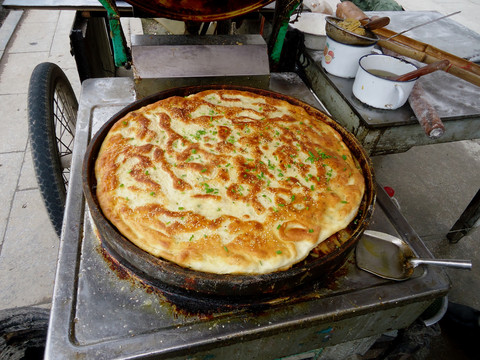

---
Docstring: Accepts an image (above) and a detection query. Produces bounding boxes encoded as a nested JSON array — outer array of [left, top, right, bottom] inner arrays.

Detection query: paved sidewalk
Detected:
[[0, 5, 478, 360], [0, 7, 143, 311], [0, 10, 79, 310]]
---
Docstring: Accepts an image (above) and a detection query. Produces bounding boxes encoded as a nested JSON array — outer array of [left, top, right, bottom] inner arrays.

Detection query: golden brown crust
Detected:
[[95, 90, 365, 274]]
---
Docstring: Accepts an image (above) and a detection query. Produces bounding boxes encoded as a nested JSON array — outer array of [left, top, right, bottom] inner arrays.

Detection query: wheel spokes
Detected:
[[53, 84, 77, 191]]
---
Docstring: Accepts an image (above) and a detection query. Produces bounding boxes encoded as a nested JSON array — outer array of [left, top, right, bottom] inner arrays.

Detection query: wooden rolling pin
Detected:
[[408, 83, 445, 139], [380, 48, 447, 138]]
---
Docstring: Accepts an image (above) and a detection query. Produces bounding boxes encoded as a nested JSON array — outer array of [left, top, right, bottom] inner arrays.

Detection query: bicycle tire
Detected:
[[0, 306, 49, 360], [28, 62, 78, 238]]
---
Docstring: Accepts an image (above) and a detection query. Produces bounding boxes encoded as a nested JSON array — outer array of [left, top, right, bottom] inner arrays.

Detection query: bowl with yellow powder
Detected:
[[325, 16, 378, 45]]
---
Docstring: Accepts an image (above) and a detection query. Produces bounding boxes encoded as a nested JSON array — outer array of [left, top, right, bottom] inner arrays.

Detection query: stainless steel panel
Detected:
[[132, 34, 271, 97], [132, 35, 270, 78]]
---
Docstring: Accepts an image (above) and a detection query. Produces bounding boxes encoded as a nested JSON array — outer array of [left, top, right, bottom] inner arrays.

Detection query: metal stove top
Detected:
[[45, 74, 449, 360]]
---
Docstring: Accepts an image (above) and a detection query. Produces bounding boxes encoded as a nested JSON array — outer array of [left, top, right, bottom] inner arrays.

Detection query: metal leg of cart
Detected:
[[447, 188, 480, 243]]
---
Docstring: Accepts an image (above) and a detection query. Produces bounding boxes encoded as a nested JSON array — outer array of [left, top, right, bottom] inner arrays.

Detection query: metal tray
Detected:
[[45, 74, 450, 360]]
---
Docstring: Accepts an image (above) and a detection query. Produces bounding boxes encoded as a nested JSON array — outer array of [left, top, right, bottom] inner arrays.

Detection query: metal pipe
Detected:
[[98, 0, 131, 68]]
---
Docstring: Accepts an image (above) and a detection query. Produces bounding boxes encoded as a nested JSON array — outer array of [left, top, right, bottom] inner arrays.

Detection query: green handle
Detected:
[[270, 3, 300, 64], [98, 0, 131, 68]]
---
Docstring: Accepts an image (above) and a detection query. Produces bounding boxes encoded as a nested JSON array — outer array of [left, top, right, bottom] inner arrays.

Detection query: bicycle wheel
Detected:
[[28, 62, 78, 237], [0, 306, 49, 360]]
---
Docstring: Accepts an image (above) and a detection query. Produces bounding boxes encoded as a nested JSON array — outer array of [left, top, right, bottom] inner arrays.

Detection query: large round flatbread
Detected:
[[95, 89, 365, 275]]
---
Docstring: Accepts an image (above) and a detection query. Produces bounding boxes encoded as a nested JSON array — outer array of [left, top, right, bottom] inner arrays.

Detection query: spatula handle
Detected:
[[410, 258, 472, 269]]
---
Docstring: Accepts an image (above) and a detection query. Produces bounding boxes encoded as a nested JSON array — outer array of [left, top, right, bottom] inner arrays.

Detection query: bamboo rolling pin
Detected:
[[373, 28, 480, 88]]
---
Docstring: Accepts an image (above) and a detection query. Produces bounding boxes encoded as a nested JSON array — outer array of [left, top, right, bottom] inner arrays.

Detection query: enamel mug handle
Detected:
[[393, 84, 406, 109]]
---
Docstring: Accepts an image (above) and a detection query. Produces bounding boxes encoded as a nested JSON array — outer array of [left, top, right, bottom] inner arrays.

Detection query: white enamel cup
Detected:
[[352, 54, 419, 110], [321, 36, 376, 78]]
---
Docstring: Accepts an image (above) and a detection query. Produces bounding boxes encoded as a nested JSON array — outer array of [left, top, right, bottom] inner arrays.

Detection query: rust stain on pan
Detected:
[[99, 236, 282, 315], [82, 85, 376, 298], [99, 234, 353, 315]]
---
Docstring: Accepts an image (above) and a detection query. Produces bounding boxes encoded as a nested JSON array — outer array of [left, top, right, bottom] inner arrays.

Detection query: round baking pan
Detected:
[[124, 0, 275, 21], [83, 85, 376, 298]]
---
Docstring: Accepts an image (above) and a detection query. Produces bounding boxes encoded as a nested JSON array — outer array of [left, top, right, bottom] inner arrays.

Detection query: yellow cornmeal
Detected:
[[337, 18, 366, 36]]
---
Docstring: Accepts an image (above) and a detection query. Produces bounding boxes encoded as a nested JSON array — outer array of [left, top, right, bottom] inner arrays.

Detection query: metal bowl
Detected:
[[289, 12, 328, 50], [325, 16, 378, 45]]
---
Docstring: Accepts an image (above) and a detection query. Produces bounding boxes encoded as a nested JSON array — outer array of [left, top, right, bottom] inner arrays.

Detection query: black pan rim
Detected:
[[82, 84, 376, 297]]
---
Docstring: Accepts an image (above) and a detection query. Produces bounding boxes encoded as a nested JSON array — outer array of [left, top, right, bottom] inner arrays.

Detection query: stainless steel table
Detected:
[[45, 74, 450, 359], [303, 11, 480, 155]]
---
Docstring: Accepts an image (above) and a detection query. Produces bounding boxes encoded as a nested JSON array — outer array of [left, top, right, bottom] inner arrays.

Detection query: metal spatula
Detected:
[[356, 230, 472, 281]]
